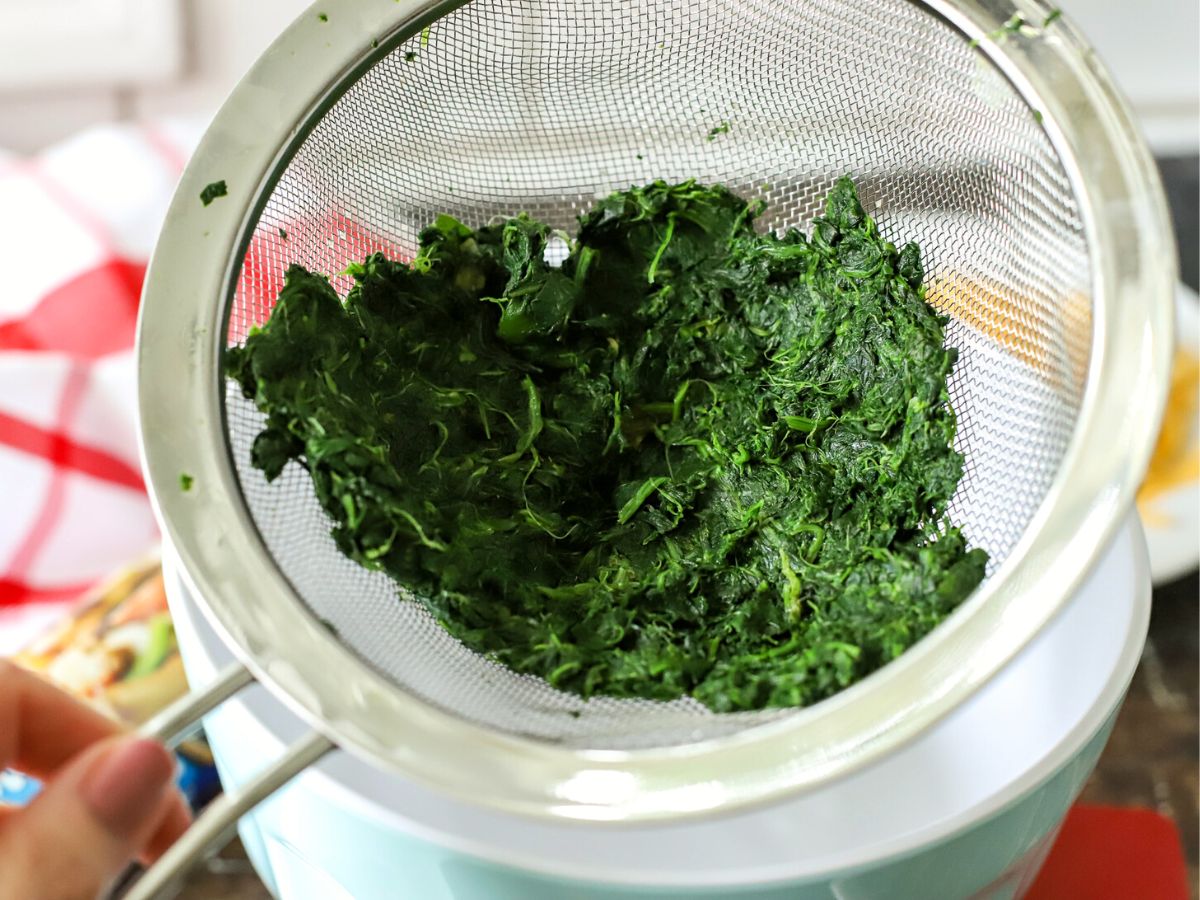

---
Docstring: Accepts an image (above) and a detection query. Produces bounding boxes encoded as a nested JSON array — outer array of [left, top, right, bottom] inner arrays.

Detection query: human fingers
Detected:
[[0, 659, 120, 778], [0, 735, 177, 900], [139, 782, 192, 864]]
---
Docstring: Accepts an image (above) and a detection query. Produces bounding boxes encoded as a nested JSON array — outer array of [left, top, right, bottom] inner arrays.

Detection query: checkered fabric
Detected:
[[0, 121, 202, 652]]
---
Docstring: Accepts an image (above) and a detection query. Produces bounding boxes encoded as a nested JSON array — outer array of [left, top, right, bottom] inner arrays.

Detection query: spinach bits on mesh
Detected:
[[226, 176, 988, 712]]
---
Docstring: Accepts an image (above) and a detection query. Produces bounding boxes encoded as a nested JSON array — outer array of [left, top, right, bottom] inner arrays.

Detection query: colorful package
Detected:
[[0, 557, 220, 810]]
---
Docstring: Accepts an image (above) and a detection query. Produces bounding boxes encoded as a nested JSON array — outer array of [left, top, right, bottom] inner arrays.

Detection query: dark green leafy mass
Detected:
[[200, 180, 227, 206], [226, 177, 987, 712]]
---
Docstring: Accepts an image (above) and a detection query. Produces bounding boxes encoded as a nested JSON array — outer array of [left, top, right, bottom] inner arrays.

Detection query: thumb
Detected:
[[0, 736, 177, 900]]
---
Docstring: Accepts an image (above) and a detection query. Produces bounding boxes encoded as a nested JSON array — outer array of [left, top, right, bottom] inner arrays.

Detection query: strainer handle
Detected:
[[115, 663, 336, 900], [140, 661, 254, 744]]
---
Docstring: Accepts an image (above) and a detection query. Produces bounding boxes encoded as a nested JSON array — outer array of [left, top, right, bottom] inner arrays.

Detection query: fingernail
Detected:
[[81, 738, 175, 837]]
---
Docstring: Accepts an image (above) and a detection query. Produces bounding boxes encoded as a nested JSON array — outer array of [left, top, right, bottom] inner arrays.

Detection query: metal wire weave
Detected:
[[224, 0, 1090, 749]]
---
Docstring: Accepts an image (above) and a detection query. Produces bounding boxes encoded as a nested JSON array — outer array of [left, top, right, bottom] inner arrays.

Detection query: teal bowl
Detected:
[[166, 515, 1149, 900]]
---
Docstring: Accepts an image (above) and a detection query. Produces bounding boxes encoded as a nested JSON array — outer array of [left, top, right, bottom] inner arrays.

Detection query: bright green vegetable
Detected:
[[969, 7, 1060, 47], [227, 177, 987, 712], [126, 614, 176, 680]]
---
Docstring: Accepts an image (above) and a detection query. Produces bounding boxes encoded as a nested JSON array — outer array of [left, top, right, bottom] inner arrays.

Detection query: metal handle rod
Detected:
[[122, 730, 335, 900], [139, 661, 254, 746]]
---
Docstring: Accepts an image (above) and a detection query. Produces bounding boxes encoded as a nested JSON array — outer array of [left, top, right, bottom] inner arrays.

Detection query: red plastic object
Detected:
[[1027, 805, 1190, 899]]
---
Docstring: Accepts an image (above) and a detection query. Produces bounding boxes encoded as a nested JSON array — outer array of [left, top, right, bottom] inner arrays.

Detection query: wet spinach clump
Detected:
[[226, 177, 987, 711]]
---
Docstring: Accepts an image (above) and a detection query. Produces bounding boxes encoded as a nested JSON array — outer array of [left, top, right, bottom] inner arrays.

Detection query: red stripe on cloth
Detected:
[[4, 365, 93, 582], [26, 162, 120, 252], [0, 579, 94, 608], [0, 411, 143, 491], [139, 123, 189, 174], [0, 259, 145, 358]]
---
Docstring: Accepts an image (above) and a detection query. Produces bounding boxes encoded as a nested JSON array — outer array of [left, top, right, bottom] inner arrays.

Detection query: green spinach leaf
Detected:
[[226, 177, 987, 712]]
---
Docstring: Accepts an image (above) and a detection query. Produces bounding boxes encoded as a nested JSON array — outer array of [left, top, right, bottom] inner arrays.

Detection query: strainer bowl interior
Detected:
[[138, 0, 1174, 820]]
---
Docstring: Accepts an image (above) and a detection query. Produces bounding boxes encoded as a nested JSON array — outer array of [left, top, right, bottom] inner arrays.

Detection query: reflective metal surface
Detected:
[[138, 0, 1174, 820]]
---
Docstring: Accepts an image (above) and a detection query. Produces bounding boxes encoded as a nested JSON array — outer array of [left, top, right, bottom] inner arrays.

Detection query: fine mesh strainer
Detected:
[[131, 0, 1173, 894]]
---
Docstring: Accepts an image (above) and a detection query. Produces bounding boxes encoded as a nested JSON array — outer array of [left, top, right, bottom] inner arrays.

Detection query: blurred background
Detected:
[[0, 2, 1194, 898], [0, 0, 1194, 154]]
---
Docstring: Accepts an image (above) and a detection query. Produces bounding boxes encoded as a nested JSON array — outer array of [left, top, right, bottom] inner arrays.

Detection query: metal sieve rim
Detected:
[[137, 0, 1175, 822]]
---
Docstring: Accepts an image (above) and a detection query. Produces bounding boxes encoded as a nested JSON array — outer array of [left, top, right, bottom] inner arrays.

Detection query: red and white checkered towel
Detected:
[[0, 121, 203, 652]]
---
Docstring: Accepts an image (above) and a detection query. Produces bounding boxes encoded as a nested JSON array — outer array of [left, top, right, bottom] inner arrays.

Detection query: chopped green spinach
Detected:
[[200, 181, 227, 206], [227, 177, 987, 711], [707, 121, 731, 141], [970, 7, 1060, 47]]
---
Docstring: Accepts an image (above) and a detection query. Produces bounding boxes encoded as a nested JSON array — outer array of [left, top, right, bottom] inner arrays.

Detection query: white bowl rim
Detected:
[[169, 515, 1150, 886]]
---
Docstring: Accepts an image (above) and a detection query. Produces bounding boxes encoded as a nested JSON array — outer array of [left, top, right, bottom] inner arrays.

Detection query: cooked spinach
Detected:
[[200, 181, 227, 206], [707, 121, 731, 141], [226, 177, 987, 712], [970, 8, 1060, 47]]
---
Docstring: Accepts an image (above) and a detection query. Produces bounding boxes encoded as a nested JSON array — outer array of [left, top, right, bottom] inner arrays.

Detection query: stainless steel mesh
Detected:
[[224, 0, 1091, 749]]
